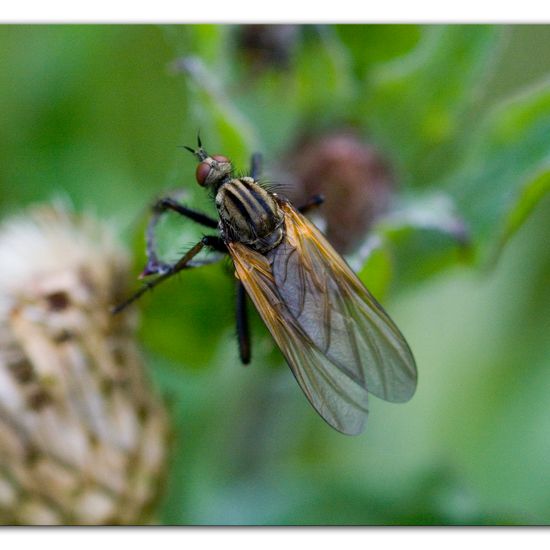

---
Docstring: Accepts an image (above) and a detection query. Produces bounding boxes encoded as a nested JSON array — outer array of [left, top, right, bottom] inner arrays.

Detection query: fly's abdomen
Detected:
[[216, 177, 284, 252]]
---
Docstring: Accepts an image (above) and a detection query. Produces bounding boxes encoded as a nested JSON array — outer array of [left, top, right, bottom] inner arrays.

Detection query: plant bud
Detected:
[[236, 25, 299, 72], [0, 205, 169, 525], [284, 130, 395, 253]]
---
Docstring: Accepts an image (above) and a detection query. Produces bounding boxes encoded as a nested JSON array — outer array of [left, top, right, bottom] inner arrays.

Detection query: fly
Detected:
[[114, 136, 417, 435]]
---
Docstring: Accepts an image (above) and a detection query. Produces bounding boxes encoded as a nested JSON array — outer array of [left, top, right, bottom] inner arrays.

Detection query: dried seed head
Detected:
[[0, 205, 169, 525], [284, 131, 395, 254]]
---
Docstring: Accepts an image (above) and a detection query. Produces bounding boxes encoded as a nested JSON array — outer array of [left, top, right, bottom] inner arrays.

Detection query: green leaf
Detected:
[[362, 25, 503, 187], [355, 235, 393, 301], [335, 24, 422, 79], [368, 193, 472, 287], [172, 55, 258, 168], [493, 167, 550, 261], [230, 26, 358, 155], [139, 262, 235, 369], [447, 79, 550, 259], [163, 25, 230, 70], [294, 26, 355, 120]]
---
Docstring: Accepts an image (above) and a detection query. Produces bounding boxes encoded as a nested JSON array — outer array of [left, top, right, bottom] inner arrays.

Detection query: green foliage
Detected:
[[448, 79, 550, 259], [361, 26, 502, 186], [1, 24, 550, 526]]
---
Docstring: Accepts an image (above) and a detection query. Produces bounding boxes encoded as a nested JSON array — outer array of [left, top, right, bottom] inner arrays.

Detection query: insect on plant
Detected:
[[114, 137, 417, 435]]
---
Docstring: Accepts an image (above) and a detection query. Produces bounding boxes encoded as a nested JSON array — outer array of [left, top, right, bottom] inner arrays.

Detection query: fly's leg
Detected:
[[298, 194, 325, 214], [236, 281, 251, 365], [250, 152, 263, 181], [142, 196, 219, 277], [113, 235, 226, 314], [153, 196, 218, 227]]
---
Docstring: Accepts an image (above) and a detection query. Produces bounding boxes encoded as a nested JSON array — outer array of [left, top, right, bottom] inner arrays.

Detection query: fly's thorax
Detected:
[[216, 177, 285, 252]]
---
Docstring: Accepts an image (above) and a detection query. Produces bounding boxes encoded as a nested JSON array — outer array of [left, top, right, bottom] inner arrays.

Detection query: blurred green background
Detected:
[[1, 24, 550, 525]]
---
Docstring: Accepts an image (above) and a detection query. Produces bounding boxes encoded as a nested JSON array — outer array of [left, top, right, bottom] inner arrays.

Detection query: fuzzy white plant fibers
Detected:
[[0, 205, 169, 525]]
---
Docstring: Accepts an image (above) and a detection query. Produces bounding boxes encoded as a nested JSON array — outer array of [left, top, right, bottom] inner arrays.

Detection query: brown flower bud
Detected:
[[283, 130, 395, 254], [236, 25, 300, 73], [0, 205, 169, 525]]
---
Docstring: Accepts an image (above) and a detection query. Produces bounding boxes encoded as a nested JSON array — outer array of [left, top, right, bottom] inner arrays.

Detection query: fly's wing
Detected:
[[270, 202, 417, 403], [228, 240, 369, 435]]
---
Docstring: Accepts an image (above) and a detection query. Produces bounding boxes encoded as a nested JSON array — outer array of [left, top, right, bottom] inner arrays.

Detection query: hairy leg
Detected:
[[113, 235, 226, 314], [142, 197, 219, 277], [298, 194, 325, 214], [250, 152, 263, 181], [236, 281, 251, 364]]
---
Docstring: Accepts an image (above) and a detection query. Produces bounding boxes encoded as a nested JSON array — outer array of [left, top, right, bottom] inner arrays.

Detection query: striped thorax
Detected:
[[187, 143, 285, 253], [216, 177, 285, 253]]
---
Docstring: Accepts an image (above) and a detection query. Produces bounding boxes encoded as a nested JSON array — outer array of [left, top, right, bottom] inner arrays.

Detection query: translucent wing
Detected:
[[272, 202, 417, 403], [227, 200, 417, 435], [228, 240, 369, 435]]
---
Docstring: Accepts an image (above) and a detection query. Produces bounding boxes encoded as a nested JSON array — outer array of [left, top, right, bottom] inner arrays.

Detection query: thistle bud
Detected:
[[0, 205, 169, 525], [284, 130, 395, 254], [236, 25, 299, 73]]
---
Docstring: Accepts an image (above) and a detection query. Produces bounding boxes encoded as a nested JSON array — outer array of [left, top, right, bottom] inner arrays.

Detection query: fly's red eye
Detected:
[[212, 155, 230, 163], [195, 162, 211, 186]]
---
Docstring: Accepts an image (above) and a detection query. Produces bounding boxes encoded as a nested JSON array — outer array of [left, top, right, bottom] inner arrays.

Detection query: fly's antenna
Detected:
[[181, 132, 208, 161]]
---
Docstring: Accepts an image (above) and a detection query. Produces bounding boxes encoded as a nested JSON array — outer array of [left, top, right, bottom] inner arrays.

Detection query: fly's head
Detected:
[[184, 136, 232, 190]]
